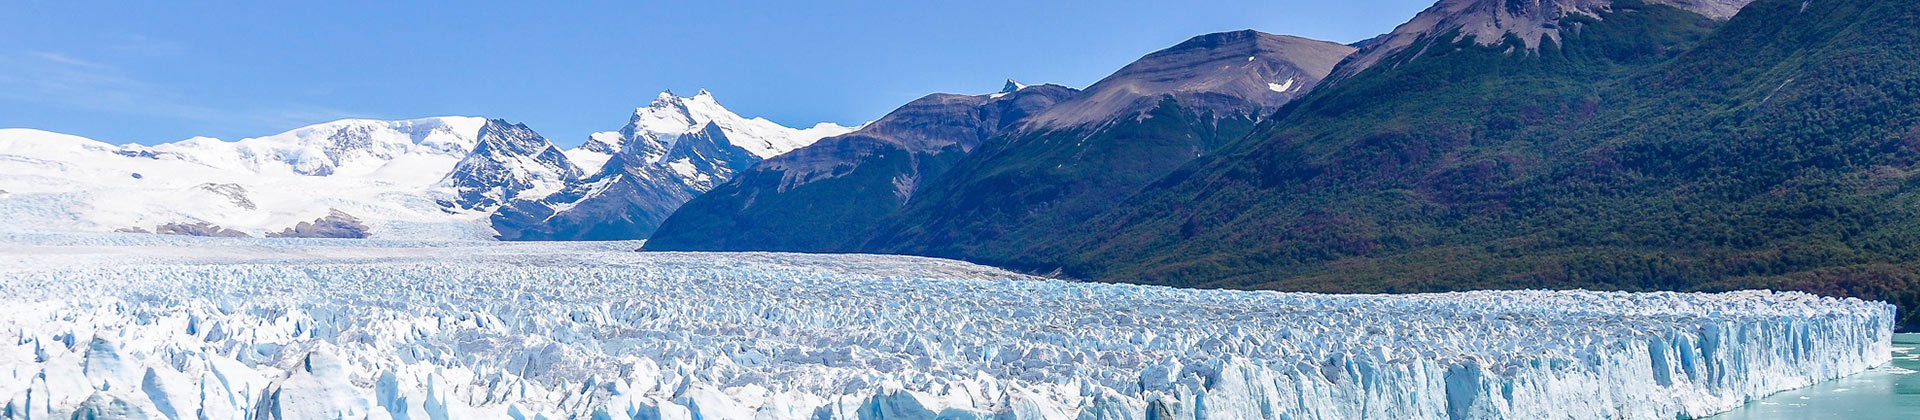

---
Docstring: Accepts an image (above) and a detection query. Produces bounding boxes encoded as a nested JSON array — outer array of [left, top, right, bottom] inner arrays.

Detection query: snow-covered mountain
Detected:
[[565, 90, 856, 172], [139, 117, 488, 177], [0, 117, 570, 240], [492, 90, 856, 240], [441, 120, 581, 210], [0, 90, 854, 241]]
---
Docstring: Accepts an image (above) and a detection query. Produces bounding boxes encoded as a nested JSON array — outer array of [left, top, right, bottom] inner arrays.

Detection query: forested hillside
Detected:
[[1025, 0, 1920, 329]]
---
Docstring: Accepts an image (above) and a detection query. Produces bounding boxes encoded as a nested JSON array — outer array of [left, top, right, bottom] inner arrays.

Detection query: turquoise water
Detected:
[[1706, 333, 1920, 419]]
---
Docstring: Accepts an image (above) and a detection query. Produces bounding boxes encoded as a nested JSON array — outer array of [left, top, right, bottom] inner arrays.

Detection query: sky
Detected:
[[0, 0, 1435, 147]]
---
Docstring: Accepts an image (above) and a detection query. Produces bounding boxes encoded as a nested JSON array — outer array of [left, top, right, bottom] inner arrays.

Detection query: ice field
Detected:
[[0, 233, 1898, 420]]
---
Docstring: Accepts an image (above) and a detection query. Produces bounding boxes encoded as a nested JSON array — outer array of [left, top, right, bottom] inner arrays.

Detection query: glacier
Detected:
[[0, 232, 1896, 420]]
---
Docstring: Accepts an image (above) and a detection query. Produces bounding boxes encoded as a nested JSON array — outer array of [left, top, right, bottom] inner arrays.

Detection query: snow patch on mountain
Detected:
[[565, 131, 628, 173], [1268, 78, 1296, 93]]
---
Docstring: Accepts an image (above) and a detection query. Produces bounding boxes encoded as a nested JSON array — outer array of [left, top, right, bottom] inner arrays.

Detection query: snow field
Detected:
[[0, 234, 1896, 420]]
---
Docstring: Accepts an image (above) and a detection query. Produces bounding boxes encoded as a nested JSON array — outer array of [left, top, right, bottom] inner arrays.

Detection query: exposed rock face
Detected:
[[196, 183, 256, 210], [645, 84, 1077, 251], [440, 120, 579, 211], [154, 222, 250, 238], [761, 85, 1076, 189], [268, 210, 371, 239], [1023, 30, 1356, 130], [1329, 0, 1755, 82], [495, 123, 762, 240]]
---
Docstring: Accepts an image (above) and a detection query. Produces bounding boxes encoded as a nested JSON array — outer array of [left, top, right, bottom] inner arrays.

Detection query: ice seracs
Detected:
[[0, 233, 1896, 420]]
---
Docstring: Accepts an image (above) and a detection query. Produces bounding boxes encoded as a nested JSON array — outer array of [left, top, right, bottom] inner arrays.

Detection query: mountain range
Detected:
[[0, 91, 852, 239], [491, 90, 856, 240], [3, 0, 1916, 329]]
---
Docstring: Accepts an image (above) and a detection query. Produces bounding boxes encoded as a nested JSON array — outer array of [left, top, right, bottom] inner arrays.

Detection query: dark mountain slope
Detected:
[[1031, 0, 1920, 328], [867, 31, 1356, 262], [645, 85, 1076, 251], [1326, 0, 1753, 83]]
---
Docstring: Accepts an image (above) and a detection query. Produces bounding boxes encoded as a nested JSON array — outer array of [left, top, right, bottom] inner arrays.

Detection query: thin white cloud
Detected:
[[28, 51, 106, 69], [0, 50, 359, 140], [112, 33, 187, 57]]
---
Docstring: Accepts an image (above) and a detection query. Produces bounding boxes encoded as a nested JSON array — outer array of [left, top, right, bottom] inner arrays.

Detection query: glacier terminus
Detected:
[[0, 233, 1895, 420]]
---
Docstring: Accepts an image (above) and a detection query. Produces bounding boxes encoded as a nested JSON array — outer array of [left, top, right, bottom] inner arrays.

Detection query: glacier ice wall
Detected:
[[0, 233, 1896, 420]]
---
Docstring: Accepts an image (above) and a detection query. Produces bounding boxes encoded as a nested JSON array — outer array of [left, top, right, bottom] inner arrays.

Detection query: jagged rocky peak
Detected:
[[619, 89, 856, 162], [495, 91, 857, 241], [1330, 0, 1756, 82], [1024, 30, 1357, 130], [1001, 79, 1027, 93], [660, 121, 761, 190], [563, 89, 860, 180], [441, 119, 578, 210]]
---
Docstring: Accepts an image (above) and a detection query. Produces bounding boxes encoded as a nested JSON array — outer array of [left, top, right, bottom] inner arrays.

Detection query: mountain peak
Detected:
[[1166, 29, 1269, 50], [615, 90, 857, 164], [648, 90, 690, 109], [442, 119, 577, 210], [1024, 30, 1355, 129], [1327, 0, 1755, 83], [1001, 79, 1027, 93]]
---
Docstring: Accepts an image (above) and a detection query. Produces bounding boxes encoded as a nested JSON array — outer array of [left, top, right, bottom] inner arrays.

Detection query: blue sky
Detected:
[[0, 0, 1433, 147]]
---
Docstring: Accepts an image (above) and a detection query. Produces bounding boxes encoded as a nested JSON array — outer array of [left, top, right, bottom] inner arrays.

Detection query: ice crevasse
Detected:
[[0, 235, 1897, 420]]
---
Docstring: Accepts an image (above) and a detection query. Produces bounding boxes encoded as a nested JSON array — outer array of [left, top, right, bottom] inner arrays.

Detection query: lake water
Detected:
[[1706, 333, 1920, 419]]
